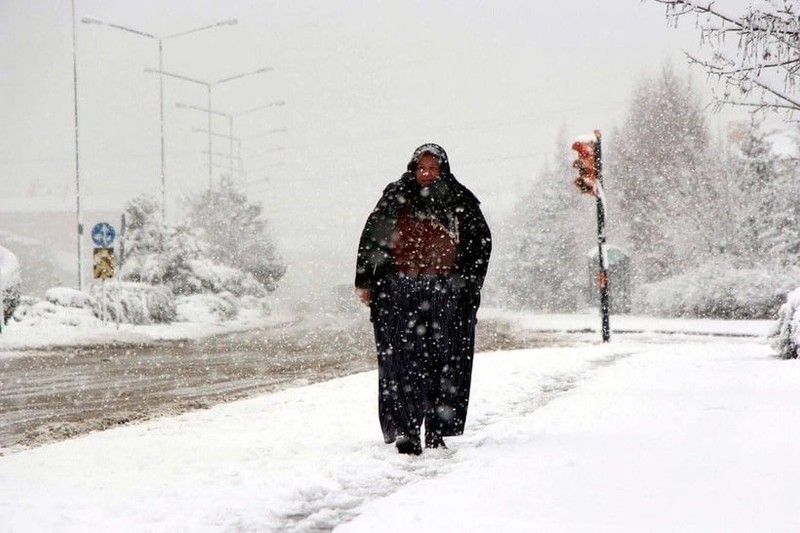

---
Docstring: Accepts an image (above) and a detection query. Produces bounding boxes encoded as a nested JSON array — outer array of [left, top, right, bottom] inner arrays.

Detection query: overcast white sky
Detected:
[[0, 0, 750, 298]]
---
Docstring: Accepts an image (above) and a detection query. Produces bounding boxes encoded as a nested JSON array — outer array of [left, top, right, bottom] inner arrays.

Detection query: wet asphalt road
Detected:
[[0, 314, 583, 453]]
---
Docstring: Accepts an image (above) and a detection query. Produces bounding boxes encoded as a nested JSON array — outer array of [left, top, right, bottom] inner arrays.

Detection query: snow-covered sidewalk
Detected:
[[345, 339, 800, 532], [1, 330, 797, 532]]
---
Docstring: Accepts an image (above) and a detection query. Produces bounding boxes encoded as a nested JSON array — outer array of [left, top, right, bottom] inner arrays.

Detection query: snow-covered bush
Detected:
[[45, 287, 95, 309], [238, 294, 271, 313], [175, 292, 238, 323], [769, 287, 800, 360], [635, 261, 800, 319], [1, 244, 21, 323], [182, 259, 266, 297], [91, 282, 176, 324]]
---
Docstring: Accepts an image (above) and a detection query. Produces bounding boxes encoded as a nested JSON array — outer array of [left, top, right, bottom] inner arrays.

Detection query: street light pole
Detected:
[[81, 16, 238, 220], [148, 67, 274, 189], [207, 86, 212, 189], [235, 127, 288, 183], [71, 0, 84, 291], [177, 100, 285, 180], [159, 39, 165, 221]]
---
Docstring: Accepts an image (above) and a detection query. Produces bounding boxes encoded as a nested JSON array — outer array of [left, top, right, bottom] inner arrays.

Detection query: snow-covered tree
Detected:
[[649, 0, 800, 116], [120, 195, 208, 293], [186, 178, 286, 292], [720, 118, 800, 268], [610, 64, 719, 281], [726, 118, 779, 265], [754, 155, 800, 266], [499, 133, 593, 311]]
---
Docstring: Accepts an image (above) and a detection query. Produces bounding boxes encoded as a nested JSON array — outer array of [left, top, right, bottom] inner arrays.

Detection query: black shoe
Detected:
[[395, 435, 422, 455], [425, 434, 447, 449], [384, 433, 396, 444]]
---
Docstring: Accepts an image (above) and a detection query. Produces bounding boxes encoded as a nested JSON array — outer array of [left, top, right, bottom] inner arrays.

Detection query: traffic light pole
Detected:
[[571, 129, 610, 342], [594, 131, 610, 342]]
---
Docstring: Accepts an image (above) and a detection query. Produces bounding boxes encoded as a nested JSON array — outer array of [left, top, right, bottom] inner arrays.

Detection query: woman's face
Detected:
[[414, 153, 441, 187]]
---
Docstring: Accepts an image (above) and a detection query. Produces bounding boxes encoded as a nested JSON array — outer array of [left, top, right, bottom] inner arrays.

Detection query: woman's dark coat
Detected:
[[355, 171, 491, 300], [355, 168, 492, 439]]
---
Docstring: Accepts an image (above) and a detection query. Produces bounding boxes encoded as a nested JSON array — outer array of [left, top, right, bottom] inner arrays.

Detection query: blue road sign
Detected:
[[91, 222, 116, 247]]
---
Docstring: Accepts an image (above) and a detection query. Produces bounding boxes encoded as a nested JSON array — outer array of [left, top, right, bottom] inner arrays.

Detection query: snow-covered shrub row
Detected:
[[769, 287, 800, 359], [12, 288, 95, 326], [15, 284, 175, 325], [90, 282, 176, 324], [46, 287, 94, 308], [0, 244, 21, 323], [634, 261, 800, 319], [12, 295, 97, 327], [11, 285, 250, 326]]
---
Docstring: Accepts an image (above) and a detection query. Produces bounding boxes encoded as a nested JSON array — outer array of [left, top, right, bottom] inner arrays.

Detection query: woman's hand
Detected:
[[355, 287, 371, 306]]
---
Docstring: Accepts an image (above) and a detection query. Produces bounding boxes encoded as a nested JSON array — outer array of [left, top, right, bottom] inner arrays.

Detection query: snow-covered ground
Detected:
[[1, 309, 797, 532]]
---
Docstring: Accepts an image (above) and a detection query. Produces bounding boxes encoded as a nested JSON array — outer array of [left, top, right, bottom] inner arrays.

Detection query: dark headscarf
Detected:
[[406, 143, 451, 175], [403, 143, 457, 232]]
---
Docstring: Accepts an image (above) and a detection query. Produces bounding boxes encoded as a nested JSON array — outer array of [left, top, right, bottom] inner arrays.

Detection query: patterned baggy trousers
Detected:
[[371, 273, 477, 442]]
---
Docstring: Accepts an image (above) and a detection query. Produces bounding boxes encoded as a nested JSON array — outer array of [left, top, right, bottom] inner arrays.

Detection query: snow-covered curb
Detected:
[[0, 307, 294, 353]]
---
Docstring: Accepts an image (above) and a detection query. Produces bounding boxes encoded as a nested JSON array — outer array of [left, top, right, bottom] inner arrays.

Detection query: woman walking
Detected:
[[355, 143, 492, 455]]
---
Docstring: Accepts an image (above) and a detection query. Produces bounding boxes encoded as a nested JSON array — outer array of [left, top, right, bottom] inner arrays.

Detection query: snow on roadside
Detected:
[[0, 302, 293, 353], [0, 341, 624, 532]]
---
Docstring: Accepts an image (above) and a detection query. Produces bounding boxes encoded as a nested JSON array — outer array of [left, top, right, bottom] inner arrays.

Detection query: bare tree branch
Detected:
[[646, 0, 800, 116]]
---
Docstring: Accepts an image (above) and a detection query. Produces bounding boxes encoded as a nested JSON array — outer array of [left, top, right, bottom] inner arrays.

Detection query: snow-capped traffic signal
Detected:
[[571, 138, 597, 195], [570, 129, 609, 342]]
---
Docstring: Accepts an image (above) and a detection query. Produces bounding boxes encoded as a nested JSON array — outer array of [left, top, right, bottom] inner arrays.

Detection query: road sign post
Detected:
[[91, 223, 117, 326]]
